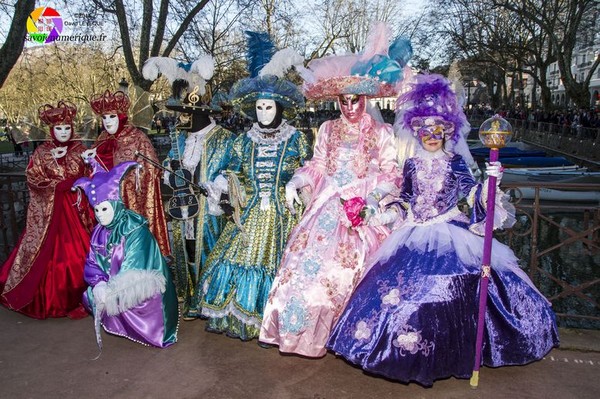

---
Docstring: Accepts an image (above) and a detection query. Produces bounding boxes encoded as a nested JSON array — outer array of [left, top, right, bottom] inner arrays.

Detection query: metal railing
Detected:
[[499, 181, 600, 329], [1, 168, 598, 328]]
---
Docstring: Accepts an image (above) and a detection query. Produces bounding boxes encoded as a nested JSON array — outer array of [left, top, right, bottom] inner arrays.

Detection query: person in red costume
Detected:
[[84, 90, 171, 257], [0, 101, 94, 319]]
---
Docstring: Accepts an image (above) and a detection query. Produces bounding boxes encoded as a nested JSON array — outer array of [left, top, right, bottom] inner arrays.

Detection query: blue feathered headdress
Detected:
[[230, 31, 304, 120]]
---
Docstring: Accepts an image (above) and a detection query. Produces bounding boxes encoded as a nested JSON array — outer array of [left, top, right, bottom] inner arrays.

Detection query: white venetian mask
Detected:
[[255, 99, 277, 126], [102, 114, 119, 135], [94, 200, 115, 226], [53, 124, 72, 143]]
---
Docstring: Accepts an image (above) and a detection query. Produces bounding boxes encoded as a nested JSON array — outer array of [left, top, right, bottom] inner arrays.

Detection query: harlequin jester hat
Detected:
[[299, 21, 412, 100], [230, 31, 305, 120], [72, 158, 140, 207], [142, 55, 218, 113]]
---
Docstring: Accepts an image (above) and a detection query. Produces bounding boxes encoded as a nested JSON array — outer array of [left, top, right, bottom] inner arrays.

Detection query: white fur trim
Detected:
[[104, 270, 167, 316]]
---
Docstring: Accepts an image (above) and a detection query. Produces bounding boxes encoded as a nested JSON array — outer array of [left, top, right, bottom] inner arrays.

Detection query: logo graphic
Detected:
[[27, 7, 63, 44]]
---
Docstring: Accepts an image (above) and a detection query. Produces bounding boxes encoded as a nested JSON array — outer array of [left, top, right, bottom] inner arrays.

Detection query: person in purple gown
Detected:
[[327, 74, 559, 386]]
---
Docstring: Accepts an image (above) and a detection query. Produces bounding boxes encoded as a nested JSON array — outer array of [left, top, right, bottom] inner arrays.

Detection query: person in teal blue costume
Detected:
[[74, 159, 179, 348], [143, 55, 237, 320], [161, 89, 236, 320], [197, 31, 311, 341]]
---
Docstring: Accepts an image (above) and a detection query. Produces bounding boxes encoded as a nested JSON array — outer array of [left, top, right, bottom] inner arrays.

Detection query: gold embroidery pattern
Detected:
[[4, 142, 89, 293]]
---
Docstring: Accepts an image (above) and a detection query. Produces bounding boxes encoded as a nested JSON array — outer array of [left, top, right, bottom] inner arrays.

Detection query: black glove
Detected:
[[170, 160, 180, 170], [219, 193, 234, 216], [197, 183, 209, 197]]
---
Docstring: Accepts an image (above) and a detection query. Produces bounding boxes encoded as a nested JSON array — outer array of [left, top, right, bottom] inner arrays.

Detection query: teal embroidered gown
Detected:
[[198, 123, 310, 340]]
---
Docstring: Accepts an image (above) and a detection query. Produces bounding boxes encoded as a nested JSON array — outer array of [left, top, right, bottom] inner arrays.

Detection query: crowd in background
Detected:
[[467, 106, 600, 129], [5, 105, 600, 159]]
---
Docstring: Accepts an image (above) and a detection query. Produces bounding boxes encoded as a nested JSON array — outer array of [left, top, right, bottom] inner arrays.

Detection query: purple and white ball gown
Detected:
[[327, 149, 559, 386]]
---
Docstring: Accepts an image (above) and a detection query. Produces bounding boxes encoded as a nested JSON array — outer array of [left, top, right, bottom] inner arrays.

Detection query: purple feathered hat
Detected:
[[396, 73, 468, 142], [72, 158, 140, 207]]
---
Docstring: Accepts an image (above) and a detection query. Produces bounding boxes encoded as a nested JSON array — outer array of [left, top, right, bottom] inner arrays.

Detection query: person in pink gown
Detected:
[[0, 101, 94, 319], [260, 23, 412, 357]]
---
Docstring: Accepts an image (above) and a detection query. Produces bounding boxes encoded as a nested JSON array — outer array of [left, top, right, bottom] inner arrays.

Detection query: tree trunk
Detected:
[[539, 84, 553, 111], [565, 81, 592, 109], [0, 0, 36, 89]]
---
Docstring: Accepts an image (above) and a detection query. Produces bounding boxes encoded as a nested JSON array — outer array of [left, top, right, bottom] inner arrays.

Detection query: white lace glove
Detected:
[[92, 281, 108, 305], [285, 181, 302, 215], [365, 189, 384, 216], [366, 194, 379, 211], [485, 161, 504, 182], [368, 208, 399, 226], [214, 174, 229, 194]]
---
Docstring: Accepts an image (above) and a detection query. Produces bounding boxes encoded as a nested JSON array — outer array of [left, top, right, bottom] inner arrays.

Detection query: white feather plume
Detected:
[[360, 21, 391, 60], [447, 60, 466, 107], [142, 57, 187, 84], [191, 55, 215, 81], [259, 48, 304, 78], [143, 56, 215, 95]]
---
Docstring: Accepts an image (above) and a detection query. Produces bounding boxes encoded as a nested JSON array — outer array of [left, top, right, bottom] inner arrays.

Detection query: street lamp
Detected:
[[118, 77, 129, 94], [464, 79, 478, 110]]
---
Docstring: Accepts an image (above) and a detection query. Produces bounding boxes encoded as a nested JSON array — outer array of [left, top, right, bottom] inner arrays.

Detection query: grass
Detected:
[[0, 141, 17, 154]]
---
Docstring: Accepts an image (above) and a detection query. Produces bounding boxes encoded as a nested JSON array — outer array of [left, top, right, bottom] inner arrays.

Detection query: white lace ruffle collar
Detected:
[[181, 120, 216, 171], [415, 146, 453, 161], [246, 120, 296, 145]]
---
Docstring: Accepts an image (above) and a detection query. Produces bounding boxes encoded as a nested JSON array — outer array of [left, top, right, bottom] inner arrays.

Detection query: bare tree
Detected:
[[430, 0, 566, 110], [90, 0, 211, 91], [177, 0, 250, 95], [0, 44, 128, 124], [0, 0, 36, 89], [493, 0, 600, 109], [301, 0, 416, 62]]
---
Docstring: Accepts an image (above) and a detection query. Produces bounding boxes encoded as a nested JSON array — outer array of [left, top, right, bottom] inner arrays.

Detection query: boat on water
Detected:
[[470, 141, 574, 168], [506, 186, 600, 202], [501, 165, 600, 202], [469, 142, 599, 201], [470, 146, 546, 158], [499, 156, 574, 168]]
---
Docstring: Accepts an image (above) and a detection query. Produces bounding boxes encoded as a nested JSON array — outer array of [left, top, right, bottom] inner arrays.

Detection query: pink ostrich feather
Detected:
[[300, 54, 358, 83], [360, 21, 391, 60]]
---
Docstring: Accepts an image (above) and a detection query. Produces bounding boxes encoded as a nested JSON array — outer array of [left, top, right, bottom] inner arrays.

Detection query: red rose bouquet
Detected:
[[341, 197, 368, 228]]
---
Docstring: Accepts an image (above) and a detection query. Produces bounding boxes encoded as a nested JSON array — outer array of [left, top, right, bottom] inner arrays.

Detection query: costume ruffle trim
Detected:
[[201, 301, 263, 329], [103, 269, 166, 316], [246, 121, 296, 145]]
